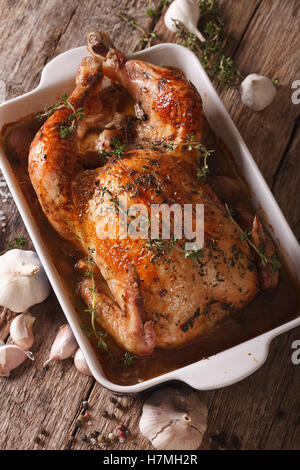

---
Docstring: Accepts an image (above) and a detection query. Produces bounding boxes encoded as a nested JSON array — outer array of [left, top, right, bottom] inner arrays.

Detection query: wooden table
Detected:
[[0, 0, 299, 450]]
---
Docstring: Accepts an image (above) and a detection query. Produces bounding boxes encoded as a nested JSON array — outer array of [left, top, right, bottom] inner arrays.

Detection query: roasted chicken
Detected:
[[28, 32, 278, 356]]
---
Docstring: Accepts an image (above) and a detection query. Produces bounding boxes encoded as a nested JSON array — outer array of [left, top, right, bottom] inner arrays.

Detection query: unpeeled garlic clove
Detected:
[[10, 312, 36, 350], [240, 74, 277, 111], [43, 324, 78, 367], [0, 344, 34, 377], [74, 348, 93, 376], [140, 386, 207, 450], [164, 0, 205, 43]]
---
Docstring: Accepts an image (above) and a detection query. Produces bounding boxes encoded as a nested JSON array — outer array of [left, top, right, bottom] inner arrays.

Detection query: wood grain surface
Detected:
[[0, 0, 299, 450]]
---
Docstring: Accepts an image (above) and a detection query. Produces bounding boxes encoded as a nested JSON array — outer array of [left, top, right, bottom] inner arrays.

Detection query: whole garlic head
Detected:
[[140, 386, 207, 450], [240, 74, 277, 111], [0, 249, 51, 312], [164, 0, 205, 42]]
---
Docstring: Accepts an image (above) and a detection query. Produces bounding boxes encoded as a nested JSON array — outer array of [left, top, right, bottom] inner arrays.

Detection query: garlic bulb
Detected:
[[43, 324, 78, 367], [0, 344, 34, 377], [240, 74, 277, 111], [164, 0, 205, 42], [140, 386, 207, 450], [10, 312, 35, 350], [74, 348, 93, 376], [0, 249, 51, 312]]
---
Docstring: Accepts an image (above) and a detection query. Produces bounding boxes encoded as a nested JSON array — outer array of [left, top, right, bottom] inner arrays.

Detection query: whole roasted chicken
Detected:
[[28, 32, 278, 356]]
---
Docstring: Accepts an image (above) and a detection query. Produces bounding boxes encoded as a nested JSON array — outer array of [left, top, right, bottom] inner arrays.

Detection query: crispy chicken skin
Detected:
[[28, 32, 275, 356]]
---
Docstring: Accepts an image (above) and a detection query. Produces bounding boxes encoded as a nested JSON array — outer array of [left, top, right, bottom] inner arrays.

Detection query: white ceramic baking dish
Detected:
[[0, 43, 299, 393]]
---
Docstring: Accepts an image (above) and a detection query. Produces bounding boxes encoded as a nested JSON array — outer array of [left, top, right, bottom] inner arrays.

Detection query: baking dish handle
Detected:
[[172, 335, 272, 390]]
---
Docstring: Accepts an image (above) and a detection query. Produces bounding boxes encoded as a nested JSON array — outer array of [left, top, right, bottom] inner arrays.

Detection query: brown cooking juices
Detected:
[[1, 86, 299, 386]]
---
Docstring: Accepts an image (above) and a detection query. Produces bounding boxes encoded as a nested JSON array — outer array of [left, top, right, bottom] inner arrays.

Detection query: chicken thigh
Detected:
[[29, 32, 263, 356]]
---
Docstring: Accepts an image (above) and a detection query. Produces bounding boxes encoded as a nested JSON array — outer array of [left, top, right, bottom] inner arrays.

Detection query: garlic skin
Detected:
[[241, 74, 277, 111], [10, 312, 35, 350], [74, 348, 93, 376], [140, 386, 207, 450], [164, 0, 205, 43], [0, 344, 34, 377], [43, 324, 78, 367], [0, 249, 51, 312]]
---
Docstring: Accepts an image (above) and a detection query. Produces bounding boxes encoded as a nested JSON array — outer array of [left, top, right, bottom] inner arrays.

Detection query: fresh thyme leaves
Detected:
[[80, 324, 93, 338], [147, 235, 177, 255], [181, 307, 201, 333], [35, 93, 69, 121], [59, 105, 85, 139], [173, 0, 242, 87], [98, 138, 127, 162], [83, 248, 114, 359], [147, 0, 172, 24], [224, 203, 281, 273], [35, 93, 85, 139], [85, 248, 97, 331], [118, 11, 160, 50], [98, 149, 111, 164], [183, 135, 215, 180], [7, 237, 27, 250], [112, 138, 126, 158], [162, 141, 176, 151], [100, 186, 123, 213], [185, 248, 204, 262], [268, 253, 282, 274], [173, 20, 203, 55], [120, 352, 136, 367]]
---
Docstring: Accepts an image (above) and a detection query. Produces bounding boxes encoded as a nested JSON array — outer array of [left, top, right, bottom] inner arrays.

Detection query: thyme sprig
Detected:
[[147, 235, 177, 255], [185, 247, 204, 262], [173, 0, 242, 87], [83, 248, 113, 358], [35, 93, 69, 121], [183, 135, 215, 180], [118, 11, 160, 49], [147, 0, 172, 24], [120, 352, 136, 367], [99, 138, 127, 162], [152, 135, 214, 180], [0, 236, 27, 256], [8, 237, 27, 250], [35, 93, 85, 139], [225, 203, 281, 274]]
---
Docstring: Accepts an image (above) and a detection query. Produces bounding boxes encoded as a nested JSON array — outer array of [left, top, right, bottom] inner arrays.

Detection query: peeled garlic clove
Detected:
[[43, 324, 78, 367], [74, 348, 93, 376], [164, 0, 205, 42], [0, 344, 34, 377], [140, 386, 207, 450], [0, 249, 51, 313], [240, 74, 277, 111], [10, 312, 35, 350]]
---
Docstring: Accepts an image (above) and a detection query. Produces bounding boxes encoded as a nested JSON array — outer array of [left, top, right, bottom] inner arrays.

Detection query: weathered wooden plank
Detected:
[[154, 0, 262, 55], [54, 0, 160, 57], [272, 122, 300, 240], [200, 328, 300, 450], [218, 0, 300, 186], [0, 0, 299, 451]]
